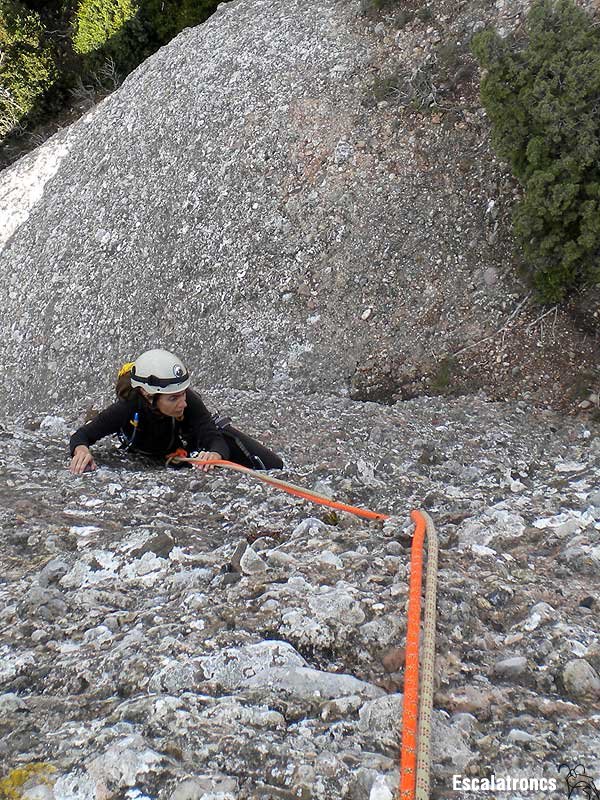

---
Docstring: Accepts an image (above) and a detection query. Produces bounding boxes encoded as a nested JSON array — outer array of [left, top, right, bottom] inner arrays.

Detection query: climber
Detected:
[[69, 348, 283, 475]]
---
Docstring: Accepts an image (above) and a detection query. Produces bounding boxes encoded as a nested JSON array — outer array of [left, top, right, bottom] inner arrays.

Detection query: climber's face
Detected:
[[155, 390, 187, 420]]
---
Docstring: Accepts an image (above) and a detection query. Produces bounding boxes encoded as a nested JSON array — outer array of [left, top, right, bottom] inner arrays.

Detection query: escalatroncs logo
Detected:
[[559, 764, 600, 800]]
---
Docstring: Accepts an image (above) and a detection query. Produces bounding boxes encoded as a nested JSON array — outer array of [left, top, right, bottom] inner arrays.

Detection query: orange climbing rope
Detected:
[[399, 510, 426, 800], [399, 509, 438, 800], [169, 455, 437, 800], [169, 455, 390, 521]]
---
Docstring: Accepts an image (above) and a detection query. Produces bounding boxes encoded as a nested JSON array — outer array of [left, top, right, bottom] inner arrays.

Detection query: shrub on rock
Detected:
[[138, 0, 221, 46], [0, 0, 58, 136], [73, 0, 139, 72], [73, 0, 221, 71], [473, 0, 600, 305]]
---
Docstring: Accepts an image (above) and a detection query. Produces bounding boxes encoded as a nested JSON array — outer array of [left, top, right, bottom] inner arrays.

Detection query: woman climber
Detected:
[[69, 348, 283, 475]]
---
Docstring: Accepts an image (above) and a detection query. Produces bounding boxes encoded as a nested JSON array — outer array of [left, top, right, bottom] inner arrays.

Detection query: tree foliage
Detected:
[[73, 0, 137, 55], [473, 0, 600, 302], [137, 0, 221, 45], [73, 0, 221, 71], [0, 1, 58, 136], [0, 0, 223, 153]]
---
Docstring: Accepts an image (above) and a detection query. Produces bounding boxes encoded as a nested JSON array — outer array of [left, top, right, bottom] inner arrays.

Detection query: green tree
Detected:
[[138, 0, 219, 46], [473, 0, 600, 302], [0, 0, 58, 136], [1, 0, 225, 164], [73, 0, 138, 73], [72, 0, 221, 75]]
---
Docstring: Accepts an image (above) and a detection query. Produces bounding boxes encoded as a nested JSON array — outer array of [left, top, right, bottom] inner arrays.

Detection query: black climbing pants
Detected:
[[215, 419, 283, 471]]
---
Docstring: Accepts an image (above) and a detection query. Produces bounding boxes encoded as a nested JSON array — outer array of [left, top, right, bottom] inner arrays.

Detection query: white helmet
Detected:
[[130, 349, 190, 394]]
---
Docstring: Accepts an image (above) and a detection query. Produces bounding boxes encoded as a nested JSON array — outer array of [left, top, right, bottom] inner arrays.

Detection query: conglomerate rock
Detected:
[[1, 389, 599, 799], [1, 1, 599, 797], [0, 0, 598, 414]]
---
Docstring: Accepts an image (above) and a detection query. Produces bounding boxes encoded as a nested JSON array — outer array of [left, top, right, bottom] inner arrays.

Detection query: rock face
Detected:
[[0, 0, 597, 415], [1, 0, 599, 797], [1, 390, 599, 798]]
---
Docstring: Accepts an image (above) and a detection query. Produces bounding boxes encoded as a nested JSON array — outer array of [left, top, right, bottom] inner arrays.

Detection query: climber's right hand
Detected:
[[70, 445, 97, 475]]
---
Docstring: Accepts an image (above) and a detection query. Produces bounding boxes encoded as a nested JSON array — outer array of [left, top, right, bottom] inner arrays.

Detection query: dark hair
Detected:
[[116, 372, 138, 401], [116, 371, 160, 409]]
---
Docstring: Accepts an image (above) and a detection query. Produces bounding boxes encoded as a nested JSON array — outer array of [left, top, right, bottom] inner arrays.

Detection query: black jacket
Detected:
[[69, 389, 230, 459]]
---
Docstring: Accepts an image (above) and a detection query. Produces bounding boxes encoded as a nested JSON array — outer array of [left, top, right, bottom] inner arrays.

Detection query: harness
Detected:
[[213, 414, 267, 470], [117, 411, 139, 451]]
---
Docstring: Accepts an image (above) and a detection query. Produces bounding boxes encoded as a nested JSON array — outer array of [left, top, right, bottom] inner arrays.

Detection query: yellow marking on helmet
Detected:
[[118, 361, 135, 378]]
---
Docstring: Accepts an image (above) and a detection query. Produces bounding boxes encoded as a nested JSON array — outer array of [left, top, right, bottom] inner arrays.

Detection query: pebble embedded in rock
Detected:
[[38, 559, 70, 588], [507, 729, 536, 743], [0, 693, 28, 714], [369, 774, 395, 800], [562, 659, 600, 701], [239, 545, 267, 575], [169, 775, 238, 800], [483, 267, 498, 287], [493, 656, 528, 678], [316, 550, 344, 569]]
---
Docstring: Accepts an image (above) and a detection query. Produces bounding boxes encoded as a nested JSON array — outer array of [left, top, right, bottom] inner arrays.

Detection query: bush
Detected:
[[73, 0, 136, 54], [0, 0, 224, 165], [473, 0, 600, 302], [138, 0, 219, 45], [73, 0, 140, 73], [72, 0, 221, 74], [0, 1, 58, 136]]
